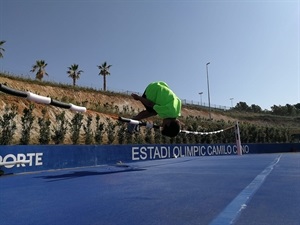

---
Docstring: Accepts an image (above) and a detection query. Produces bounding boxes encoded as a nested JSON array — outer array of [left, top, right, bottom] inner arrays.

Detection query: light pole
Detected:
[[230, 98, 234, 108], [199, 92, 203, 105], [206, 62, 211, 119]]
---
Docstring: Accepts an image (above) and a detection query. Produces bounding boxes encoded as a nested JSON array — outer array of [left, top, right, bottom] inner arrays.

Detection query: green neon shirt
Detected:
[[145, 81, 181, 119]]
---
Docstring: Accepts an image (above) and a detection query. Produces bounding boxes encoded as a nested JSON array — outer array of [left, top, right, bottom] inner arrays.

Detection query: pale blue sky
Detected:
[[0, 0, 299, 110]]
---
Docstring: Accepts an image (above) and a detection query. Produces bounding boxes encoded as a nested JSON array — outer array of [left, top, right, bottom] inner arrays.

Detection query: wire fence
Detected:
[[111, 89, 231, 111], [0, 72, 231, 111]]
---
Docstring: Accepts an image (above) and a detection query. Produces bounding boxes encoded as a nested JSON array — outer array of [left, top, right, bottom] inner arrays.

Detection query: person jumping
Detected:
[[128, 81, 181, 138]]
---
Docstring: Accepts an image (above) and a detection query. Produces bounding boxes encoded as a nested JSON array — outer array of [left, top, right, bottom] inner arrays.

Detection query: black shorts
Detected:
[[142, 92, 156, 113]]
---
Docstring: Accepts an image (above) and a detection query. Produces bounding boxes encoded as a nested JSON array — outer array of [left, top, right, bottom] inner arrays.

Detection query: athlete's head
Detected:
[[161, 118, 180, 138]]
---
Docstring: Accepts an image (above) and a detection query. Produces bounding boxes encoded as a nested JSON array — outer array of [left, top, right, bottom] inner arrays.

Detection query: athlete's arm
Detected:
[[131, 93, 157, 120], [133, 110, 157, 120], [131, 93, 155, 108]]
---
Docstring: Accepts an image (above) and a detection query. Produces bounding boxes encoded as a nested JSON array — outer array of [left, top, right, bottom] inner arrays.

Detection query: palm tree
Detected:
[[67, 64, 83, 86], [0, 40, 6, 58], [97, 61, 112, 91], [30, 60, 48, 81]]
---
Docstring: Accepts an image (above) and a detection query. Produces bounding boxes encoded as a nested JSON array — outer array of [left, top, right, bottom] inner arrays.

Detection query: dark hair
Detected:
[[161, 120, 180, 137]]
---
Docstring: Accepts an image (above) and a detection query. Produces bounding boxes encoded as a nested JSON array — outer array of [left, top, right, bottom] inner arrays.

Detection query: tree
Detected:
[[250, 104, 262, 113], [294, 103, 300, 110], [97, 61, 112, 91], [0, 40, 6, 58], [30, 60, 48, 81], [234, 102, 250, 111], [271, 105, 282, 115], [67, 64, 83, 86], [285, 104, 297, 116]]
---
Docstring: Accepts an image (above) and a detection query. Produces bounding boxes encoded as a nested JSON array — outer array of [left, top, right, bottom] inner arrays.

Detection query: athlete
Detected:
[[128, 81, 182, 137]]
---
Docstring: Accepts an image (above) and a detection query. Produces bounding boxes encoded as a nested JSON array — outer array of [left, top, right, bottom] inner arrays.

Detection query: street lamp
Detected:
[[198, 92, 203, 105], [230, 98, 234, 108], [206, 62, 211, 119]]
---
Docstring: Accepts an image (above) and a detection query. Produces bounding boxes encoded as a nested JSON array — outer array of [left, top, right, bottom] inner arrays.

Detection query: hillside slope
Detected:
[[0, 76, 232, 119], [0, 75, 298, 144]]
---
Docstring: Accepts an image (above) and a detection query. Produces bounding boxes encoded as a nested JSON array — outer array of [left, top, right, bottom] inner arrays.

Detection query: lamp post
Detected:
[[230, 98, 234, 108], [199, 92, 203, 105], [206, 62, 211, 119]]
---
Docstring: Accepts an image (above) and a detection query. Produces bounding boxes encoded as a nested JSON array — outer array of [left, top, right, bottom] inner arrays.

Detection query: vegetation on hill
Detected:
[[0, 72, 299, 145]]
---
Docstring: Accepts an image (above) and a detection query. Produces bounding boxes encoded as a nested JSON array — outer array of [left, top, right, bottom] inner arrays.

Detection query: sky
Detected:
[[0, 0, 299, 110]]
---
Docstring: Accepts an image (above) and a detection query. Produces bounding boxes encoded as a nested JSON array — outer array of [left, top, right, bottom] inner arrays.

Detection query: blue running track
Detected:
[[1, 153, 299, 225]]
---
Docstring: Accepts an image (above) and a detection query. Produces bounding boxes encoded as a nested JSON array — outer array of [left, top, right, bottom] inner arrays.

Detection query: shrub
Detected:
[[20, 104, 35, 145], [38, 108, 51, 144], [70, 113, 83, 144], [51, 111, 69, 144], [94, 115, 104, 144], [83, 115, 93, 145], [0, 105, 18, 145]]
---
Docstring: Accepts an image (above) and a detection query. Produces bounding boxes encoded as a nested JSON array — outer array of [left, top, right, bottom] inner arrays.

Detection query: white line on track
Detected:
[[209, 154, 282, 225]]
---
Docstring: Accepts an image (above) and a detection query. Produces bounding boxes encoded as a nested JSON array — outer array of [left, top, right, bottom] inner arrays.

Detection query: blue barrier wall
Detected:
[[1, 143, 299, 175]]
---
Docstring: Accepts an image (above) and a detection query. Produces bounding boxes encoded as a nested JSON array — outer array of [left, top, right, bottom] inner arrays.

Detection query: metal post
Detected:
[[230, 98, 234, 108], [206, 62, 211, 119], [199, 92, 203, 105]]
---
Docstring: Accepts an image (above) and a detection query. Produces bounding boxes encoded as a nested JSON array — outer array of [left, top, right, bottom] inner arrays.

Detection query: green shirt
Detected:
[[145, 81, 181, 119]]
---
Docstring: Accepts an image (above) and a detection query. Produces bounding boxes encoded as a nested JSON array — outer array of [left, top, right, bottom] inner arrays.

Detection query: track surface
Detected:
[[1, 153, 299, 225]]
